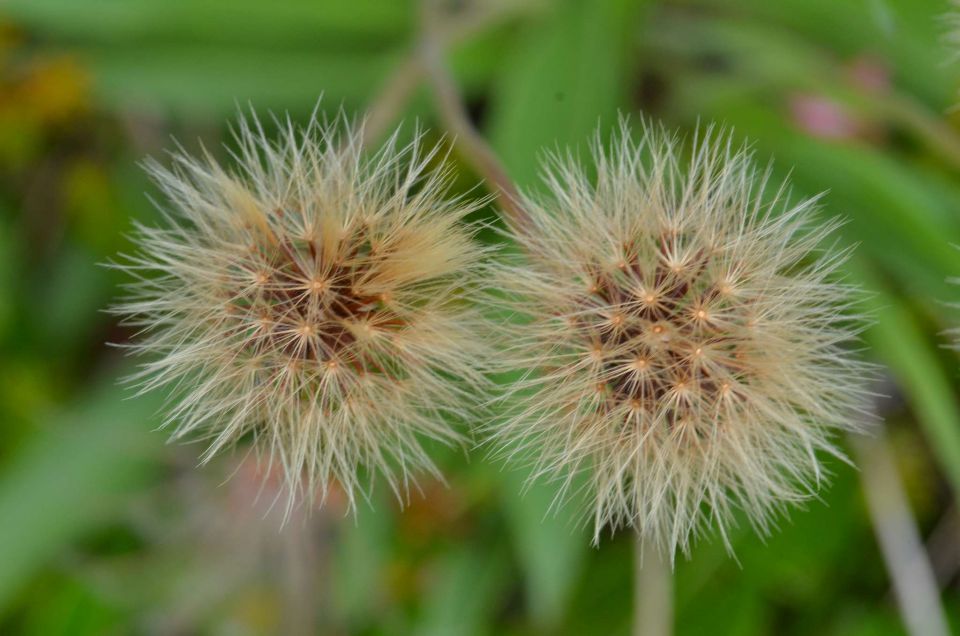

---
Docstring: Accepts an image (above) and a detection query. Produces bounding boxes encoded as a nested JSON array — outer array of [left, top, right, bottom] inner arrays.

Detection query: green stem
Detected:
[[634, 533, 672, 636]]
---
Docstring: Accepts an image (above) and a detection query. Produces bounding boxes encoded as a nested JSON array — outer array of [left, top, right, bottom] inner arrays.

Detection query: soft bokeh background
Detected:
[[1, 0, 959, 634]]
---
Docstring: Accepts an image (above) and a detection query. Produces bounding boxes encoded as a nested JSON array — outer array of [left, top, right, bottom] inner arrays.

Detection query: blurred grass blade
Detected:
[[415, 546, 508, 636], [780, 136, 960, 301], [488, 0, 649, 186], [0, 373, 162, 612], [80, 46, 397, 117], [331, 493, 391, 625], [850, 260, 960, 501], [685, 0, 959, 108], [0, 0, 413, 45], [653, 12, 960, 179], [497, 466, 586, 627]]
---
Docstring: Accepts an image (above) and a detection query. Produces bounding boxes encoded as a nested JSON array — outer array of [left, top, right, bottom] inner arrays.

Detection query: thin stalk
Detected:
[[419, 0, 532, 231], [280, 509, 319, 636], [634, 533, 672, 636], [360, 57, 425, 149], [360, 0, 528, 149], [850, 428, 949, 636]]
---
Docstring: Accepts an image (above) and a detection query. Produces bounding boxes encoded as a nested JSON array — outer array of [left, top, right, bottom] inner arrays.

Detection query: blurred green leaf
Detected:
[[0, 372, 162, 613], [37, 245, 108, 357], [850, 260, 960, 502], [652, 12, 960, 179], [739, 466, 864, 601], [497, 466, 587, 629], [564, 534, 632, 635], [0, 217, 15, 340], [1, 0, 413, 46], [676, 575, 767, 636], [79, 45, 398, 117], [332, 493, 392, 626], [831, 606, 915, 636], [488, 0, 649, 186], [415, 546, 508, 636], [684, 0, 959, 108], [777, 136, 960, 301], [19, 576, 119, 636]]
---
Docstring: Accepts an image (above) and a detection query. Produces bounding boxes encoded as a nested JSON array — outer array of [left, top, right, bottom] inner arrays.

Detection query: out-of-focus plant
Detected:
[[1, 1, 960, 635]]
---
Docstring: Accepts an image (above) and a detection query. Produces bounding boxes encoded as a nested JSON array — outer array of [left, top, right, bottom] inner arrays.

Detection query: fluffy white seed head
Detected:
[[493, 122, 871, 556], [114, 110, 490, 514]]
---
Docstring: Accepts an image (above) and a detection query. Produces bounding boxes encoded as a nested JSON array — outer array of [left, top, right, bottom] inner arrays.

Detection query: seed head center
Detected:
[[578, 242, 749, 433], [232, 226, 408, 366]]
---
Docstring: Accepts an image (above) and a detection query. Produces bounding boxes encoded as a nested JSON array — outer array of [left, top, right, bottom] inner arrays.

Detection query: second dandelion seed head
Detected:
[[495, 122, 871, 556]]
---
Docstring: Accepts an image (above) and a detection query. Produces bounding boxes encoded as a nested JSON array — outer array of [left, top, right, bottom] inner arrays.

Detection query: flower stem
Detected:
[[419, 0, 532, 232], [360, 57, 425, 149], [634, 532, 672, 636], [361, 0, 528, 150], [850, 428, 949, 636]]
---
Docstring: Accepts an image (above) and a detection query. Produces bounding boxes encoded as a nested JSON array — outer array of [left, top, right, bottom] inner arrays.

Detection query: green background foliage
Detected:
[[0, 0, 958, 633]]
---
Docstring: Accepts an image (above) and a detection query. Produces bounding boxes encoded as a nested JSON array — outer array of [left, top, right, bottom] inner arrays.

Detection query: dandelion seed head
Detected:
[[114, 109, 490, 515], [494, 122, 871, 555]]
